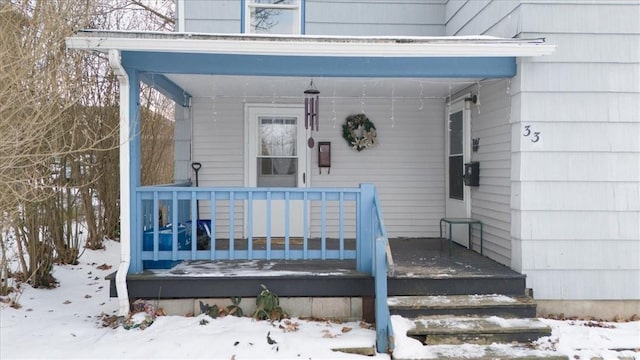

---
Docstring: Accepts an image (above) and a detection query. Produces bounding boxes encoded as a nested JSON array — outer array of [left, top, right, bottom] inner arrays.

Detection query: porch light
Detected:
[[304, 80, 320, 131]]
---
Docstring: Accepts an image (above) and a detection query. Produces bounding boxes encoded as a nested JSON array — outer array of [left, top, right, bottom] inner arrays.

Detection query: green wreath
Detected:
[[342, 114, 377, 152]]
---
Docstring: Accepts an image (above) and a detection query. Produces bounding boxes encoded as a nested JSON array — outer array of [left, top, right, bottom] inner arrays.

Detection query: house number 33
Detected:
[[523, 125, 541, 143]]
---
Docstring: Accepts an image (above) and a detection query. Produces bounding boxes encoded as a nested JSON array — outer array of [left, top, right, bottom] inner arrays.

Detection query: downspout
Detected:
[[108, 49, 131, 317]]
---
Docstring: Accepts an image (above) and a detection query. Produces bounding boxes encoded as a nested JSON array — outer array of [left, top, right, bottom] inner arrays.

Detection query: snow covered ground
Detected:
[[1, 240, 638, 359]]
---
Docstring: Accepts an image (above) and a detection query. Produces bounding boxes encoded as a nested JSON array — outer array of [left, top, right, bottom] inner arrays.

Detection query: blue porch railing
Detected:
[[372, 191, 395, 354], [133, 183, 393, 353]]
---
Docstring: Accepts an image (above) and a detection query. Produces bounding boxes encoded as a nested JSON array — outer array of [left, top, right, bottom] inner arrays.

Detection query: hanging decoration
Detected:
[[304, 80, 320, 131], [342, 114, 377, 152], [304, 80, 320, 148]]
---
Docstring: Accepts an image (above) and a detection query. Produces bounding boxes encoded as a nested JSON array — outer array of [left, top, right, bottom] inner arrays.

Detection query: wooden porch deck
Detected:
[[110, 238, 526, 300]]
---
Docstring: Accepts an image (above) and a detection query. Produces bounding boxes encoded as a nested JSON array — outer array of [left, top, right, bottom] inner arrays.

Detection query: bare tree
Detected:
[[0, 0, 177, 295], [0, 0, 102, 289]]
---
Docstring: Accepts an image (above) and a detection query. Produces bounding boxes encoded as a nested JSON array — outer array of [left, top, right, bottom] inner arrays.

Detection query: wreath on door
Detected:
[[342, 114, 377, 152]]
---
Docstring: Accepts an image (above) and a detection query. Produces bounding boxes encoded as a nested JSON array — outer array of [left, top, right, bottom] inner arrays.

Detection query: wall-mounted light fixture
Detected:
[[464, 94, 478, 110]]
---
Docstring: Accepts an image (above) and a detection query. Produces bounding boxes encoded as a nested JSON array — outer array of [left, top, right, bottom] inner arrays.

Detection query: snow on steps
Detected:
[[406, 316, 552, 345], [388, 294, 537, 318], [388, 294, 559, 358]]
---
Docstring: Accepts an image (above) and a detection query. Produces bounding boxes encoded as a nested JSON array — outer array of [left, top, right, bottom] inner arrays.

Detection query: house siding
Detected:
[[467, 80, 513, 267], [445, 0, 521, 37], [305, 0, 445, 36], [189, 97, 446, 239], [174, 105, 191, 183], [182, 0, 445, 36], [182, 0, 241, 33], [447, 0, 640, 300], [511, 1, 640, 300]]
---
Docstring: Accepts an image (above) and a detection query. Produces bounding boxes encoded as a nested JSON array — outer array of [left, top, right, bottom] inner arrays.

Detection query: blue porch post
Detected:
[[127, 68, 143, 273], [357, 183, 375, 273]]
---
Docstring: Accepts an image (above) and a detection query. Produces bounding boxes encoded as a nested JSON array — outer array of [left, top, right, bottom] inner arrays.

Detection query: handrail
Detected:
[[372, 192, 394, 353]]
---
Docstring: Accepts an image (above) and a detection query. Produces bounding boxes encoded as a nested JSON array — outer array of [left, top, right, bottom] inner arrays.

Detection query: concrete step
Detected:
[[392, 344, 568, 360], [406, 316, 552, 345], [388, 294, 537, 318]]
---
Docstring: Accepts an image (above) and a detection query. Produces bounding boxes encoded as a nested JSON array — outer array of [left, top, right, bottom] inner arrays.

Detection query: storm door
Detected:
[[444, 99, 472, 246], [246, 105, 308, 238]]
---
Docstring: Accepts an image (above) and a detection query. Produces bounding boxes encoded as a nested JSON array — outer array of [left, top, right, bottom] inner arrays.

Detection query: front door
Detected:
[[246, 105, 308, 237], [444, 99, 471, 246]]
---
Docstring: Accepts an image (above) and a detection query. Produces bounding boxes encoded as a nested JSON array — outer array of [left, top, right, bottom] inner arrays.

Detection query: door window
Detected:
[[448, 110, 464, 200], [257, 117, 298, 187]]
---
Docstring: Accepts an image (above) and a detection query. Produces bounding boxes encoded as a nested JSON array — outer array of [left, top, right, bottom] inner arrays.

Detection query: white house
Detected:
[[67, 0, 639, 328]]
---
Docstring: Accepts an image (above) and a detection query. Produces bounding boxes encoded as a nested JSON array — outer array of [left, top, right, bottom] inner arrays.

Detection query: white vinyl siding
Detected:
[[309, 98, 445, 237], [511, 1, 640, 300], [306, 0, 445, 36], [173, 105, 192, 183], [466, 80, 513, 266], [445, 0, 521, 37], [182, 0, 241, 33], [182, 0, 446, 36], [190, 97, 445, 239], [191, 98, 246, 238]]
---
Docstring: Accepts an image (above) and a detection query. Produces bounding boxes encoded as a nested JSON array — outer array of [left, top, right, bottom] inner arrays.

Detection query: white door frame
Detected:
[[244, 103, 310, 237], [444, 95, 472, 245]]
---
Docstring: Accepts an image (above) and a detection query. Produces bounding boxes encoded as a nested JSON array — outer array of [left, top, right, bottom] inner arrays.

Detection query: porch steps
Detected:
[[405, 316, 552, 345], [388, 295, 558, 359], [392, 344, 568, 360], [388, 274, 527, 297], [388, 294, 537, 318]]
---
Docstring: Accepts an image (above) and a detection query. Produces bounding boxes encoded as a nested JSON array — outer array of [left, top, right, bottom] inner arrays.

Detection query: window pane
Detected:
[[257, 158, 297, 187], [259, 117, 297, 157], [250, 8, 297, 34], [251, 0, 296, 4], [449, 111, 463, 155], [449, 156, 464, 200]]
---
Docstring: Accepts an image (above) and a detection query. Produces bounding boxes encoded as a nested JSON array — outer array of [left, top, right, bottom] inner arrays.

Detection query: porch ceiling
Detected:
[[164, 74, 476, 100]]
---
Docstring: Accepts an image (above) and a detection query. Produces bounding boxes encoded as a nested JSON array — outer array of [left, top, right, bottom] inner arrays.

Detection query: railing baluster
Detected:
[[303, 191, 308, 260], [339, 191, 344, 260], [210, 191, 216, 260], [248, 191, 253, 260], [321, 191, 326, 260], [153, 191, 159, 261], [266, 191, 271, 261], [172, 191, 178, 261], [135, 192, 143, 272], [284, 191, 290, 260], [229, 191, 235, 260], [191, 191, 197, 260]]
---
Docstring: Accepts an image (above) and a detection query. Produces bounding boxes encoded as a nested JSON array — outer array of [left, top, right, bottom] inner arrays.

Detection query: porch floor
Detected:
[[112, 238, 526, 299]]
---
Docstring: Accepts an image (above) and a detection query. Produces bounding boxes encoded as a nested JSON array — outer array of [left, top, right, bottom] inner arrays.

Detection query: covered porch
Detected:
[[66, 30, 554, 353]]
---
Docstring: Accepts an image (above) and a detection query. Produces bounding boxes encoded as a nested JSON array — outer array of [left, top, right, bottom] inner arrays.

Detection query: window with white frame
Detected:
[[245, 0, 301, 35]]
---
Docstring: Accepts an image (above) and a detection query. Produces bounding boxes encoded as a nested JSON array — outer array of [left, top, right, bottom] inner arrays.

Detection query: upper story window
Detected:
[[245, 0, 301, 35]]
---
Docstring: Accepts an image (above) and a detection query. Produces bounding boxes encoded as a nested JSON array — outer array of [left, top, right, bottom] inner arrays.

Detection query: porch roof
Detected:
[[66, 30, 555, 106], [66, 30, 555, 58]]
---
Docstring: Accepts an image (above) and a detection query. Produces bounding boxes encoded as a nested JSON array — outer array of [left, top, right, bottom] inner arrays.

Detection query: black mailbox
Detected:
[[464, 161, 480, 186]]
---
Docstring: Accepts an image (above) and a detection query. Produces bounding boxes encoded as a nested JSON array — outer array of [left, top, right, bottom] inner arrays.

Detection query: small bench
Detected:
[[439, 218, 483, 256]]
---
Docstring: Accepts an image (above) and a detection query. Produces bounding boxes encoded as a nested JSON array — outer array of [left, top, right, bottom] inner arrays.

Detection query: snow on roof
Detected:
[[67, 29, 556, 57]]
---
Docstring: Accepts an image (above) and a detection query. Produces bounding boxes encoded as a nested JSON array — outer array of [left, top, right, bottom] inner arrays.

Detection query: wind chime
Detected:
[[304, 80, 320, 148]]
